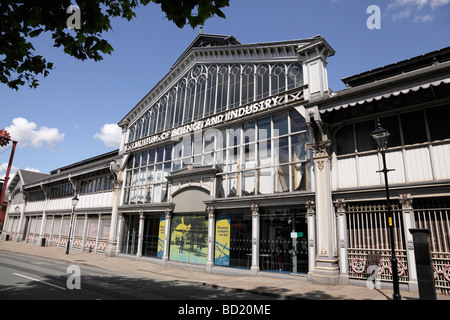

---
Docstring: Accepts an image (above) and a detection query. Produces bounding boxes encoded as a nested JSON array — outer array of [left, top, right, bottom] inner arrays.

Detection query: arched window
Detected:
[[216, 65, 229, 113], [194, 74, 207, 120], [165, 88, 177, 129], [174, 79, 186, 127], [287, 63, 303, 90], [205, 65, 218, 117], [271, 63, 286, 95], [241, 64, 254, 105], [255, 64, 269, 100], [228, 65, 241, 109], [128, 62, 304, 141], [185, 78, 197, 123]]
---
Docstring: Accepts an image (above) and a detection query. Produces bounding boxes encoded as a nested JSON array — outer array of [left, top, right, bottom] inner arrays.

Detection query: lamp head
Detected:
[[72, 195, 79, 208], [370, 119, 390, 151]]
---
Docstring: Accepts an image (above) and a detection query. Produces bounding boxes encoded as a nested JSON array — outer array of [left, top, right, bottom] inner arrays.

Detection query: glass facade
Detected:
[[259, 208, 308, 274], [121, 60, 311, 269], [215, 211, 252, 269], [128, 63, 304, 142], [123, 109, 311, 205]]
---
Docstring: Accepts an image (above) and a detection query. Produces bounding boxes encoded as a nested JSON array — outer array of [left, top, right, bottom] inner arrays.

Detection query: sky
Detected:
[[1, 0, 449, 180]]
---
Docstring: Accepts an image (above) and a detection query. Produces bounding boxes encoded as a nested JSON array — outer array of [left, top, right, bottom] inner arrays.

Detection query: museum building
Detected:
[[2, 34, 450, 294]]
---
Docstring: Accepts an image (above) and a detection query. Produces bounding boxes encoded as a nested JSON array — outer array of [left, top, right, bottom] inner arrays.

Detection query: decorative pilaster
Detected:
[[206, 206, 215, 273], [162, 208, 172, 266], [335, 198, 349, 284], [15, 192, 27, 242], [48, 215, 55, 247], [95, 214, 102, 254], [251, 203, 260, 275], [305, 200, 316, 276], [399, 193, 418, 292], [116, 211, 124, 252], [105, 175, 122, 257], [308, 140, 340, 284], [81, 214, 88, 252], [137, 210, 144, 258]]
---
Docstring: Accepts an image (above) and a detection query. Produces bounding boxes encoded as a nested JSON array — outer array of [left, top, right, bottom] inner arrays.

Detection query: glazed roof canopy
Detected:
[[118, 33, 333, 129]]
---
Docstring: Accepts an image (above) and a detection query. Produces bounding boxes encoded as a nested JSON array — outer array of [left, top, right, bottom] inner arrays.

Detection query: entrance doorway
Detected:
[[142, 215, 161, 258], [259, 208, 308, 274], [121, 214, 139, 255]]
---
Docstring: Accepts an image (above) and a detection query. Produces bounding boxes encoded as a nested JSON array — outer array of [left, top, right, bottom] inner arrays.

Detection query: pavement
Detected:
[[1, 240, 449, 300]]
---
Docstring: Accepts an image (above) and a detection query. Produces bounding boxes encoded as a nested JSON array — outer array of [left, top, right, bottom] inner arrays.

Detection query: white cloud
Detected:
[[430, 0, 450, 9], [387, 0, 449, 21], [0, 164, 40, 180], [94, 123, 121, 148], [5, 117, 64, 149], [414, 14, 434, 22]]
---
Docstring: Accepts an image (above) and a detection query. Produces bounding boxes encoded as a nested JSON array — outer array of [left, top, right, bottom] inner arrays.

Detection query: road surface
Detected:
[[0, 250, 273, 300]]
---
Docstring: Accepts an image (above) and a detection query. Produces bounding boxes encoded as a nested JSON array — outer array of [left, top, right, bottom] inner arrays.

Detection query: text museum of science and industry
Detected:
[[2, 33, 450, 295]]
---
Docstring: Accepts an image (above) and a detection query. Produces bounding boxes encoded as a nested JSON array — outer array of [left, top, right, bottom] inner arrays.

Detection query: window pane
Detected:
[[401, 110, 427, 145], [228, 126, 241, 147], [275, 136, 289, 164], [165, 144, 173, 162], [242, 171, 256, 195], [157, 146, 164, 162], [275, 165, 289, 193], [149, 149, 156, 164], [427, 105, 450, 141], [273, 113, 288, 136], [336, 124, 355, 155], [134, 153, 141, 168], [290, 110, 307, 133], [292, 163, 308, 191], [378, 115, 401, 148], [243, 121, 255, 144], [355, 120, 376, 152], [291, 133, 308, 161], [258, 140, 271, 167], [258, 117, 271, 139], [258, 168, 272, 194], [146, 186, 153, 203], [147, 166, 154, 184], [141, 151, 148, 167], [244, 143, 256, 169]]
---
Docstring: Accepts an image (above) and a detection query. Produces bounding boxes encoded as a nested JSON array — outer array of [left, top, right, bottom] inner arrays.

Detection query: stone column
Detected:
[[105, 178, 122, 257], [81, 214, 88, 251], [137, 210, 144, 258], [400, 193, 419, 292], [335, 198, 349, 284], [308, 140, 340, 284], [95, 214, 102, 254], [306, 200, 316, 277], [251, 203, 260, 275], [206, 206, 215, 273], [116, 211, 124, 253], [162, 208, 172, 266], [48, 215, 55, 247], [15, 198, 26, 242]]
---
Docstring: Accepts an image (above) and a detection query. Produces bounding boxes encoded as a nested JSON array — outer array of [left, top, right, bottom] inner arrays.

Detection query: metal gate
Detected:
[[413, 198, 450, 296], [346, 202, 409, 284]]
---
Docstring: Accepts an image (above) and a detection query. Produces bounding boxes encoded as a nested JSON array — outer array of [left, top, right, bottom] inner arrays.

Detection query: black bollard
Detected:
[[409, 229, 437, 300]]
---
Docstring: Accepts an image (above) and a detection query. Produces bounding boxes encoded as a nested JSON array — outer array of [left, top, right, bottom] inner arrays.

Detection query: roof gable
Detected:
[[119, 34, 328, 128]]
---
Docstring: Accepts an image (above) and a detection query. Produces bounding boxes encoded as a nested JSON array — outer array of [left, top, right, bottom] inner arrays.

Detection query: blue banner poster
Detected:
[[215, 213, 230, 266], [157, 214, 165, 258]]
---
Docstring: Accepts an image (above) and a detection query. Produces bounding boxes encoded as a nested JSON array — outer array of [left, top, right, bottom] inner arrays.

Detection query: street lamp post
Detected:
[[370, 119, 401, 300], [66, 195, 79, 255]]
